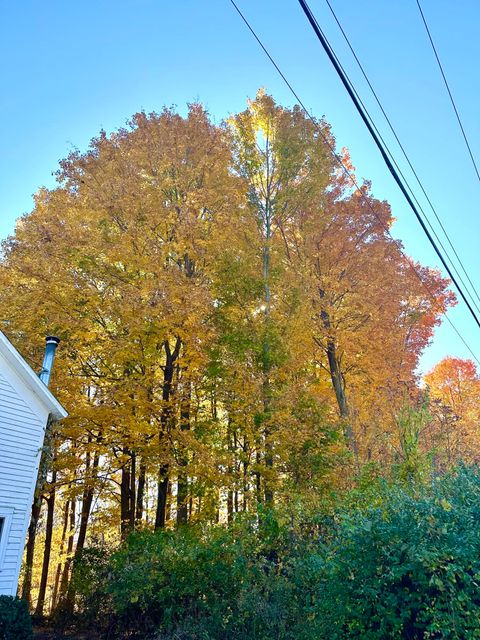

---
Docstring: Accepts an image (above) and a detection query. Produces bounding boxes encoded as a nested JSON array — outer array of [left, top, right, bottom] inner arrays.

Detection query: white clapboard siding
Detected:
[[0, 370, 46, 596], [0, 332, 67, 597]]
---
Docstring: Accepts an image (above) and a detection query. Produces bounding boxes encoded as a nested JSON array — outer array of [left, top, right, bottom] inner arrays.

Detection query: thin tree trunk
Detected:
[[21, 418, 56, 604], [319, 291, 357, 455], [243, 459, 248, 512], [60, 449, 99, 615], [135, 460, 146, 524], [56, 499, 76, 607], [176, 379, 191, 526], [255, 450, 262, 504], [166, 476, 173, 523], [34, 470, 57, 618], [76, 463, 97, 557], [326, 339, 357, 454], [262, 162, 274, 505], [155, 338, 181, 529], [21, 496, 42, 605], [156, 471, 169, 529], [226, 420, 234, 523], [262, 257, 274, 504], [176, 476, 188, 525], [130, 452, 136, 530], [51, 500, 70, 612], [120, 460, 132, 540]]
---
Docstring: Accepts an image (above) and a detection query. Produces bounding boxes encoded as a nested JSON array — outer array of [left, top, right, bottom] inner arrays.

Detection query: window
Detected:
[[0, 508, 13, 571]]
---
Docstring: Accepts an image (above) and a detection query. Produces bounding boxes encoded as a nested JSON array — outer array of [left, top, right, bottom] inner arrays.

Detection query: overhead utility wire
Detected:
[[416, 0, 480, 185], [297, 0, 480, 334], [314, 0, 480, 318], [324, 0, 480, 311], [228, 0, 480, 365]]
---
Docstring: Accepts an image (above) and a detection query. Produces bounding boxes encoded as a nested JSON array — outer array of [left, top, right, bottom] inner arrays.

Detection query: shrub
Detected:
[[75, 512, 310, 639], [67, 545, 111, 628], [72, 467, 480, 639], [313, 466, 480, 638], [0, 596, 32, 640]]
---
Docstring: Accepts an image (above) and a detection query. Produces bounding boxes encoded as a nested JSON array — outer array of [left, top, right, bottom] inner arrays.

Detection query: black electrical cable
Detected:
[[228, 0, 480, 365], [416, 0, 480, 185], [297, 0, 480, 333], [324, 0, 480, 311], [313, 0, 480, 319]]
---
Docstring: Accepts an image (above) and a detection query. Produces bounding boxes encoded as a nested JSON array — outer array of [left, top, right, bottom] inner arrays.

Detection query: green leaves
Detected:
[[313, 467, 480, 638], [0, 597, 32, 640], [70, 466, 480, 639]]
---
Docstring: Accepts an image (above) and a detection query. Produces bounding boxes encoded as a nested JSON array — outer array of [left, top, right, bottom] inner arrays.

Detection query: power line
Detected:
[[416, 0, 480, 185], [296, 0, 480, 332], [308, 0, 480, 319], [324, 0, 480, 312], [228, 0, 480, 365]]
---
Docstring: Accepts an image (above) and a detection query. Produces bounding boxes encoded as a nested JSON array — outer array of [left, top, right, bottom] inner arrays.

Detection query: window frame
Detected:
[[0, 506, 14, 571]]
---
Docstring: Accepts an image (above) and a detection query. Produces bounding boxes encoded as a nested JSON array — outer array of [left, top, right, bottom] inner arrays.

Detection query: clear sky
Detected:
[[1, 0, 479, 373]]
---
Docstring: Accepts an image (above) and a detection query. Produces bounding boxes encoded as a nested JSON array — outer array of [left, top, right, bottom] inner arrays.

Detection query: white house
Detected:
[[0, 332, 67, 596]]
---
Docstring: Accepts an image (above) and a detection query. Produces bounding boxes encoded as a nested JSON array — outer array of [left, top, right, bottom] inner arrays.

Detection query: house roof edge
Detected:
[[0, 331, 68, 421]]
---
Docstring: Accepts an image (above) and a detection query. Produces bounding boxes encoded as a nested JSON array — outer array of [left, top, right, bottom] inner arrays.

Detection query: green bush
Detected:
[[0, 596, 32, 640], [105, 517, 296, 638], [73, 467, 480, 639], [74, 512, 309, 639], [312, 466, 480, 638], [66, 545, 111, 629]]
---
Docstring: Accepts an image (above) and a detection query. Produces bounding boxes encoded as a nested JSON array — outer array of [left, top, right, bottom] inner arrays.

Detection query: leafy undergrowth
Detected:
[[63, 466, 480, 639]]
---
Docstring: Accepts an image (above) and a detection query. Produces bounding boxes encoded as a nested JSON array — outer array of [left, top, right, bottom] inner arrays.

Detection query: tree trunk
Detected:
[[155, 338, 181, 529], [130, 452, 136, 530], [326, 339, 348, 418], [227, 490, 233, 523], [226, 420, 235, 523], [120, 461, 132, 540], [155, 470, 169, 529], [326, 339, 357, 454], [76, 469, 97, 558], [56, 499, 76, 608], [21, 418, 55, 604], [34, 470, 57, 618], [21, 496, 42, 605], [176, 379, 191, 526], [135, 460, 146, 524], [51, 500, 70, 612], [60, 449, 99, 615], [262, 185, 274, 505], [319, 291, 357, 455], [176, 477, 188, 525]]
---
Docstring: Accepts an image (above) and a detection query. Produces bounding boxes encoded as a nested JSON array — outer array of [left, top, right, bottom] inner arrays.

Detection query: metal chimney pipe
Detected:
[[39, 336, 60, 387]]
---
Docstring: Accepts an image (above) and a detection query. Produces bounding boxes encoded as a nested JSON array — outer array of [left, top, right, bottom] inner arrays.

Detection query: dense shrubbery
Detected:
[[314, 467, 480, 638], [0, 596, 32, 640], [71, 467, 480, 639], [73, 510, 307, 639]]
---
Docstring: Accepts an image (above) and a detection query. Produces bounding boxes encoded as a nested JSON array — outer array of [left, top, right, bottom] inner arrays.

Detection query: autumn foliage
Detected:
[[425, 357, 480, 467], [0, 91, 466, 620]]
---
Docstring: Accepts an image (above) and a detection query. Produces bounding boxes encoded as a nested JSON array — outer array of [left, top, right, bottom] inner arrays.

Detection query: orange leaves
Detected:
[[425, 358, 480, 465], [0, 91, 461, 530]]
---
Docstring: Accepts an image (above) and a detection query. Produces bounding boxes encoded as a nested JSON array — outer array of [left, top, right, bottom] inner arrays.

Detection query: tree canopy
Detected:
[[0, 91, 467, 622]]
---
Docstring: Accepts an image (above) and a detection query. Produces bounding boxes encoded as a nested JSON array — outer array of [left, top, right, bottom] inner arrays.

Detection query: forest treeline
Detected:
[[1, 91, 479, 621]]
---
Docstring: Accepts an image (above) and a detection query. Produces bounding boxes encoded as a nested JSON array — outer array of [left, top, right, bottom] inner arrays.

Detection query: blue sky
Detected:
[[1, 0, 479, 373]]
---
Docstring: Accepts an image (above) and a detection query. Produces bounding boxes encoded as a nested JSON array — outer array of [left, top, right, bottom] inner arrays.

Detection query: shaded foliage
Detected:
[[70, 467, 480, 639], [0, 596, 32, 640]]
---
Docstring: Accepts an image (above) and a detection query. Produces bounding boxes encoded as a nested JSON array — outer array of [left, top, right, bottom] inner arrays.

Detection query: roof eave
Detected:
[[0, 331, 68, 421]]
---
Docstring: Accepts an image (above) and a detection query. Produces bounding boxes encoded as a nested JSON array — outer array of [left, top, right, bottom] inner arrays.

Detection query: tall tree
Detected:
[[228, 90, 334, 501], [0, 92, 456, 612]]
